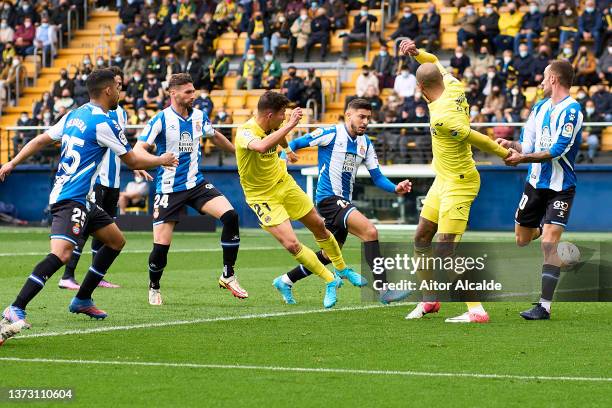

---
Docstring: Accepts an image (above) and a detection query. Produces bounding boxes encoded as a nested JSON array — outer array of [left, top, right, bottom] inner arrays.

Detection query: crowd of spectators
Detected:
[[4, 1, 612, 164]]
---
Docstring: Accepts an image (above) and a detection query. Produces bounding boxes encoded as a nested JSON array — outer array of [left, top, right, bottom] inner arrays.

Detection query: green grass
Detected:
[[0, 228, 611, 407]]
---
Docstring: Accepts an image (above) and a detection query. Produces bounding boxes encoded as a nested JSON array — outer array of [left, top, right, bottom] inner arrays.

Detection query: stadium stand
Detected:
[[0, 0, 610, 165]]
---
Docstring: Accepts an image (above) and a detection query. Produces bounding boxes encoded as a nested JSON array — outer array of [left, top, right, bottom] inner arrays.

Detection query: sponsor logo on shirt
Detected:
[[179, 131, 194, 153]]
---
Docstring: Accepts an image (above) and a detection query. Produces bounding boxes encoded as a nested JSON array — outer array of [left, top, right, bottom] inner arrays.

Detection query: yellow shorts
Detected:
[[420, 174, 480, 235], [245, 175, 314, 227]]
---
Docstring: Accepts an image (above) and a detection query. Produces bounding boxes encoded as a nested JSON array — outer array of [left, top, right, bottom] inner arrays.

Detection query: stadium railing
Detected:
[[1, 122, 611, 166]]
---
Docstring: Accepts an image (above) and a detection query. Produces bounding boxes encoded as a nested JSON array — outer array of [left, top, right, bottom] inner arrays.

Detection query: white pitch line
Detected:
[[0, 246, 285, 257], [16, 303, 406, 340], [1, 357, 610, 383]]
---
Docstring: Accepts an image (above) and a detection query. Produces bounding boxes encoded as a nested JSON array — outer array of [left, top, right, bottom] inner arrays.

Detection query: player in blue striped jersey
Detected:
[[132, 73, 246, 305], [499, 60, 583, 320], [273, 99, 412, 305], [60, 66, 126, 290], [0, 69, 178, 345]]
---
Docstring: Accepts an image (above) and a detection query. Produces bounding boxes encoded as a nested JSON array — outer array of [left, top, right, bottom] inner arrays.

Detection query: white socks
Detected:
[[539, 299, 552, 313], [281, 274, 293, 286]]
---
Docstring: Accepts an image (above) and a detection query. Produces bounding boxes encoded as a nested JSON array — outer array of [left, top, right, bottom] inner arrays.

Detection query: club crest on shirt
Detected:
[[118, 130, 128, 145], [359, 145, 366, 156], [179, 131, 194, 153], [72, 224, 80, 235], [561, 123, 574, 138], [195, 121, 202, 133]]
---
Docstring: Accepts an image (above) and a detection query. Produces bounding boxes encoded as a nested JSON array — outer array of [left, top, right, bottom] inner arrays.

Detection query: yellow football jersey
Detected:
[[417, 52, 478, 181], [235, 117, 288, 198]]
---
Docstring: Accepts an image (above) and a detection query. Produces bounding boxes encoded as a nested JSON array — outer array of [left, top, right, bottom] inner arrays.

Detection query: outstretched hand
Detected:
[[504, 148, 522, 166], [395, 179, 412, 195], [134, 169, 153, 181], [0, 162, 15, 182]]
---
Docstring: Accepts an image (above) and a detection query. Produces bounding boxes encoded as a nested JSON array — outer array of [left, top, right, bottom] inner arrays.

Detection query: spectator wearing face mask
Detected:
[[118, 175, 150, 215], [456, 4, 478, 49], [0, 18, 14, 53], [305, 8, 330, 62], [476, 4, 500, 52], [288, 8, 310, 63], [124, 49, 146, 81], [302, 68, 322, 112], [514, 2, 541, 54], [117, 0, 140, 35], [466, 80, 485, 110], [494, 2, 522, 52], [578, 0, 603, 56], [339, 5, 377, 60], [557, 40, 575, 62], [591, 84, 611, 121], [481, 85, 505, 122], [270, 11, 291, 56], [245, 11, 271, 58], [503, 85, 526, 121], [512, 43, 535, 87], [185, 52, 204, 89], [579, 128, 600, 164], [15, 1, 37, 26], [575, 87, 590, 110], [31, 16, 56, 66], [13, 17, 34, 56], [261, 50, 282, 90], [389, 5, 419, 41], [164, 53, 183, 82], [469, 105, 487, 124], [414, 2, 441, 52], [213, 105, 233, 141], [53, 88, 75, 114], [237, 50, 263, 90], [40, 108, 54, 127], [203, 49, 229, 92], [541, 3, 560, 46], [393, 68, 416, 100], [471, 45, 496, 77], [573, 45, 598, 87], [95, 56, 107, 69], [281, 66, 305, 105], [355, 65, 379, 98], [143, 73, 164, 109], [370, 45, 395, 89], [450, 46, 470, 77], [52, 68, 74, 98], [73, 73, 89, 107], [532, 45, 551, 84], [13, 111, 35, 155], [124, 70, 145, 108], [405, 104, 431, 163], [559, 7, 579, 53], [161, 13, 183, 48], [141, 13, 164, 50], [480, 66, 504, 97], [583, 99, 603, 124], [146, 50, 166, 81], [33, 91, 53, 119], [193, 90, 214, 117]]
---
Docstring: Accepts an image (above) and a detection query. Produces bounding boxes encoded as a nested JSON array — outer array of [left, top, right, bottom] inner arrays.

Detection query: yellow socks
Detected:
[[316, 235, 346, 271], [466, 302, 486, 314], [294, 244, 334, 283]]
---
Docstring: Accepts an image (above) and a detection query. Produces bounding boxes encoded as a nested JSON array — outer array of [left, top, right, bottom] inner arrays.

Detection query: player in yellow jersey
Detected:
[[399, 40, 511, 323], [235, 91, 355, 308]]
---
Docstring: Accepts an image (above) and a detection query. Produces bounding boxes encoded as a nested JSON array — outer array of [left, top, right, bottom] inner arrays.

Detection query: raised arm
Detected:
[[0, 133, 55, 181], [247, 108, 303, 153], [400, 39, 448, 75]]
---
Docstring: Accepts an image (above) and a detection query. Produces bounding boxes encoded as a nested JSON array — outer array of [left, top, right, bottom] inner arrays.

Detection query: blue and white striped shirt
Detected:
[[138, 107, 215, 194], [95, 105, 127, 189], [520, 96, 583, 192], [47, 103, 131, 205], [289, 124, 396, 204]]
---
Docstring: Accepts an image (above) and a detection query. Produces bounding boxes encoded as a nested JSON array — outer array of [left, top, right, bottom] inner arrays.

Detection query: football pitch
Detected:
[[0, 228, 610, 407]]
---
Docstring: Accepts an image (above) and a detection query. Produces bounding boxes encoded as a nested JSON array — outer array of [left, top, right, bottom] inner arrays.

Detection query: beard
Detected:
[[352, 123, 367, 136]]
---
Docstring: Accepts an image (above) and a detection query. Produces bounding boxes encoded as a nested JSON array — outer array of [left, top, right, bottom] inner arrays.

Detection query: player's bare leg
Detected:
[[521, 224, 564, 320], [299, 208, 361, 286], [346, 209, 409, 302], [515, 224, 543, 247], [147, 222, 176, 305], [68, 223, 126, 319], [406, 216, 442, 319], [200, 196, 246, 299], [267, 219, 342, 308]]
